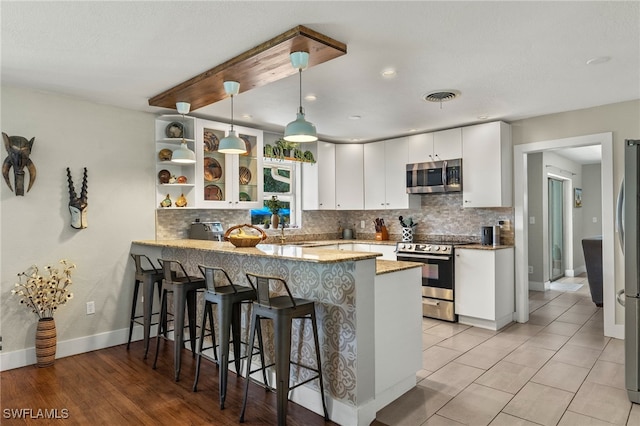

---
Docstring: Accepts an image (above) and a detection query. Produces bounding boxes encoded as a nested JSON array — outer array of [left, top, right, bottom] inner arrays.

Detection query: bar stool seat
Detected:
[[127, 254, 165, 358], [240, 273, 329, 426], [192, 265, 257, 409], [153, 258, 205, 382]]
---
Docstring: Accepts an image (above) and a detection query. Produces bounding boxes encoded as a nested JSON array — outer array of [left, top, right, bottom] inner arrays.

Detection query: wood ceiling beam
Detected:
[[148, 25, 347, 111]]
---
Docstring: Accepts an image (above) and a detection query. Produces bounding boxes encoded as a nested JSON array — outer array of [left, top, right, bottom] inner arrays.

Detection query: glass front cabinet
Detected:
[[195, 119, 263, 209]]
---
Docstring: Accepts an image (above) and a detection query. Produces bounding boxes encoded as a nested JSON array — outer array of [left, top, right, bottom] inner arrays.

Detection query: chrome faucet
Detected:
[[279, 225, 286, 244]]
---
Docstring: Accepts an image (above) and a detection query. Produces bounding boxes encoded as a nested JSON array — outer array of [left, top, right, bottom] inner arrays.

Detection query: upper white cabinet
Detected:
[[155, 114, 197, 209], [433, 128, 462, 160], [462, 121, 512, 208], [407, 128, 462, 162], [364, 138, 419, 210], [335, 144, 364, 210], [195, 118, 263, 209], [302, 141, 336, 210]]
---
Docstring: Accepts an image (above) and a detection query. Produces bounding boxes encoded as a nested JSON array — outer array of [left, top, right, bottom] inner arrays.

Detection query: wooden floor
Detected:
[[0, 340, 338, 425]]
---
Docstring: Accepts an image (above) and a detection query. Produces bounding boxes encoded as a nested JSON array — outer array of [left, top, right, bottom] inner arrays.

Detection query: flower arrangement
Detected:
[[265, 195, 283, 215], [11, 259, 76, 319]]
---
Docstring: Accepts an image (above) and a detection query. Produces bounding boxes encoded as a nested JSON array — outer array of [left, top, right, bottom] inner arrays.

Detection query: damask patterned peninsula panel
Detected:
[[162, 246, 365, 405]]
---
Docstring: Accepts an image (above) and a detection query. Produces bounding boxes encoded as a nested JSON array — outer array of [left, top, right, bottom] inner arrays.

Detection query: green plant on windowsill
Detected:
[[265, 195, 283, 215]]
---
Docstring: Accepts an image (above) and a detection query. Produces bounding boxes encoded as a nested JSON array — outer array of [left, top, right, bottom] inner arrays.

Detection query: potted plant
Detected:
[[265, 195, 283, 229], [262, 217, 270, 229], [275, 138, 299, 158], [11, 259, 76, 367]]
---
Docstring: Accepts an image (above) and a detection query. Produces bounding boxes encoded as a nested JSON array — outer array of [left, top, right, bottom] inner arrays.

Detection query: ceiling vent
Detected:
[[422, 90, 460, 103]]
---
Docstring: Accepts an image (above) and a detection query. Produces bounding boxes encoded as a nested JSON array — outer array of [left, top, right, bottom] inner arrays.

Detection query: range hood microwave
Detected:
[[406, 159, 462, 194]]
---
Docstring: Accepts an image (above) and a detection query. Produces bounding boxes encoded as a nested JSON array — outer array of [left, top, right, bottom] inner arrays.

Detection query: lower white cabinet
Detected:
[[454, 247, 515, 330], [337, 243, 396, 260]]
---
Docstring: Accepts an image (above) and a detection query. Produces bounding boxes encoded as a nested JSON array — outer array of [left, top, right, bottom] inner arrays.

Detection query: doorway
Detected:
[[548, 177, 565, 281], [514, 132, 621, 339]]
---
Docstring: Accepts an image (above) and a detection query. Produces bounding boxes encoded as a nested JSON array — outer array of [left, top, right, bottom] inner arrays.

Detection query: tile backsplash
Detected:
[[156, 193, 514, 245]]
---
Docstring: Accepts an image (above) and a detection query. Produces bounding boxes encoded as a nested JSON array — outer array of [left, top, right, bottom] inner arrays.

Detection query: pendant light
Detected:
[[171, 102, 196, 163], [284, 51, 317, 143], [218, 81, 247, 154]]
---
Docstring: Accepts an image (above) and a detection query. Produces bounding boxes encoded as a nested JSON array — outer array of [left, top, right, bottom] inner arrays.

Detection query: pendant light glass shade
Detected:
[[219, 81, 247, 154], [284, 51, 317, 143], [173, 101, 196, 163]]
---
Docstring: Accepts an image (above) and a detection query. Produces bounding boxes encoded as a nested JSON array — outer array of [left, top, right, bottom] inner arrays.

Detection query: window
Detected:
[[250, 159, 301, 228]]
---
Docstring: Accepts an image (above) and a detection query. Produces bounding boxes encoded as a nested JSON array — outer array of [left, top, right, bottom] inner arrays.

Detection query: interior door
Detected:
[[548, 178, 564, 281]]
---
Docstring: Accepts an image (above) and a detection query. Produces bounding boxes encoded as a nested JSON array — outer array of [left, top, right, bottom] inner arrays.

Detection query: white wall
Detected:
[[582, 163, 603, 238], [1, 86, 156, 366]]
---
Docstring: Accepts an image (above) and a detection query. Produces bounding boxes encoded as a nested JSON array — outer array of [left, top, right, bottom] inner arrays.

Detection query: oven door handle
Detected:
[[397, 253, 451, 261]]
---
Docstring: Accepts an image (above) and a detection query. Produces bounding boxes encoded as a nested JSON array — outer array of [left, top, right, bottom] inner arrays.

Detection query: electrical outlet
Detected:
[[529, 217, 535, 225], [592, 217, 598, 223], [528, 266, 533, 274], [86, 301, 95, 315], [360, 220, 365, 229]]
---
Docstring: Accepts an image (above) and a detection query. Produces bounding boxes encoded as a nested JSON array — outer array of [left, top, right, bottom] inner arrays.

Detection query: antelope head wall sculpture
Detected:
[[2, 132, 37, 196], [66, 167, 88, 229]]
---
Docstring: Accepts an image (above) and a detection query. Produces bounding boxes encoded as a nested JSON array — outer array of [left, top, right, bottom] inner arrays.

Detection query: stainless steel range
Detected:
[[396, 241, 465, 322]]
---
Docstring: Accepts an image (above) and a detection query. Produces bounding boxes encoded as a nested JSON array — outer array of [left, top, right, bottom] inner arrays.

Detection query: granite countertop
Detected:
[[376, 259, 421, 275], [132, 239, 380, 264], [458, 244, 515, 250], [291, 239, 397, 247]]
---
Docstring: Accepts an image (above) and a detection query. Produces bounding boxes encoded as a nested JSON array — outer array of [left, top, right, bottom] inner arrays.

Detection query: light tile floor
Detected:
[[374, 276, 639, 425]]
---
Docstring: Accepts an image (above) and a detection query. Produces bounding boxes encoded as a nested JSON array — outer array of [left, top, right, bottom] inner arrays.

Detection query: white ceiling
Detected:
[[2, 1, 639, 144]]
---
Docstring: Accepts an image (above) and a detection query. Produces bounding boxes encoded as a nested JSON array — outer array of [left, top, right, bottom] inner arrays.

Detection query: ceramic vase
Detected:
[[271, 214, 280, 229], [35, 317, 57, 367]]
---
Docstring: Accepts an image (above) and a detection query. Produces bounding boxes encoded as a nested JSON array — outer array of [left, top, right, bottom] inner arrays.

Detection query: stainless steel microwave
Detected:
[[406, 159, 462, 194]]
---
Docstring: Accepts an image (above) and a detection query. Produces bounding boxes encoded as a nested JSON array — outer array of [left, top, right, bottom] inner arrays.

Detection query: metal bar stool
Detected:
[[127, 254, 165, 358], [192, 265, 257, 409], [153, 258, 205, 382], [240, 273, 329, 426]]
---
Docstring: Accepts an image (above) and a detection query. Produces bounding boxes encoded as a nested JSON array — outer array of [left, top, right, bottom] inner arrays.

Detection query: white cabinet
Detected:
[[407, 128, 462, 163], [302, 141, 336, 210], [364, 139, 420, 210], [454, 247, 515, 330], [155, 114, 197, 209], [369, 244, 397, 260], [335, 144, 364, 210], [195, 119, 263, 209], [462, 121, 512, 208]]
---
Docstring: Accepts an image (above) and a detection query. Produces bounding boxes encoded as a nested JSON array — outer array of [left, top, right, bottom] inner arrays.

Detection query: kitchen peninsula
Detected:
[[131, 239, 422, 426]]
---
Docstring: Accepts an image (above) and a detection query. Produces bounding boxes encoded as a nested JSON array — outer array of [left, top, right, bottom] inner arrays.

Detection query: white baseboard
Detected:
[[565, 266, 586, 277], [528, 281, 546, 291], [0, 326, 145, 372]]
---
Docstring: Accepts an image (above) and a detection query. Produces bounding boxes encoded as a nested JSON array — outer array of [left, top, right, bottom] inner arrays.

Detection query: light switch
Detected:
[[529, 216, 535, 225], [592, 217, 598, 223]]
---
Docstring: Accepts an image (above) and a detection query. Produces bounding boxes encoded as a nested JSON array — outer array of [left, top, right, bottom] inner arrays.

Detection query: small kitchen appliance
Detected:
[[481, 226, 493, 245], [492, 225, 501, 246], [396, 241, 469, 322], [189, 220, 224, 241]]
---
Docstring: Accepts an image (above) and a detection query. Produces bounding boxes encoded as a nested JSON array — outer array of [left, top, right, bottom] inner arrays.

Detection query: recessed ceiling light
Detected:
[[304, 94, 317, 101], [586, 56, 611, 65], [408, 128, 418, 132], [348, 115, 361, 120], [381, 69, 397, 78], [477, 115, 489, 120], [241, 114, 252, 119], [350, 138, 361, 142]]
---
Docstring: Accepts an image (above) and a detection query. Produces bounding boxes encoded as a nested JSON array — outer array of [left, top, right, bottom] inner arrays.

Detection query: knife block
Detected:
[[375, 226, 389, 241]]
